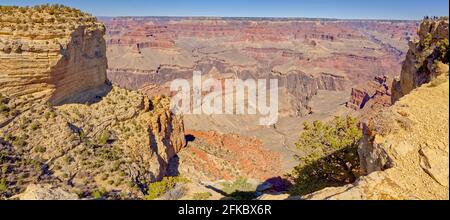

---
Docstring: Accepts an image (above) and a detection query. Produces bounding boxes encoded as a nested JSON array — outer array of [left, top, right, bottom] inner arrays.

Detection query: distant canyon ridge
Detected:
[[101, 17, 419, 172], [102, 17, 418, 115]]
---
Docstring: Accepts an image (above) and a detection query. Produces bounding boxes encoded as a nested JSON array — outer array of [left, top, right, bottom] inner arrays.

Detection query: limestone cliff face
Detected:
[[0, 9, 108, 105], [108, 59, 347, 117], [392, 18, 449, 102], [0, 6, 186, 199], [303, 18, 449, 200], [126, 96, 186, 184]]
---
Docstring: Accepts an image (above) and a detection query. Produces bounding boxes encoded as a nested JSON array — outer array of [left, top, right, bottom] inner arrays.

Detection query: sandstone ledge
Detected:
[[0, 5, 108, 106]]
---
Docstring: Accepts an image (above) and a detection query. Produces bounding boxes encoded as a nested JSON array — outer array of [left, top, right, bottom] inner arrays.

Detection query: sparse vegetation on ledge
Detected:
[[0, 85, 185, 200], [0, 4, 101, 34], [289, 116, 362, 196]]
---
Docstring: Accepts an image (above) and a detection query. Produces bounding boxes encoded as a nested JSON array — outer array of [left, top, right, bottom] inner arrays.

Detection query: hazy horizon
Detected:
[[1, 0, 448, 20], [96, 15, 423, 21]]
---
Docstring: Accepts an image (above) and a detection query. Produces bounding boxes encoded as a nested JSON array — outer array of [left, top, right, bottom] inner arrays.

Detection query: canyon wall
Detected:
[[0, 12, 108, 105], [102, 17, 417, 176], [101, 17, 417, 117], [392, 19, 449, 102], [0, 6, 186, 199], [108, 58, 347, 116]]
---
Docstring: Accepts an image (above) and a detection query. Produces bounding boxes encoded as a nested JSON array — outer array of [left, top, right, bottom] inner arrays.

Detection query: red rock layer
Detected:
[[347, 75, 393, 122], [178, 130, 282, 181]]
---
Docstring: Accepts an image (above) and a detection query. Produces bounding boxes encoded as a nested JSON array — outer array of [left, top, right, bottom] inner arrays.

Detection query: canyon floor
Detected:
[[184, 88, 353, 172]]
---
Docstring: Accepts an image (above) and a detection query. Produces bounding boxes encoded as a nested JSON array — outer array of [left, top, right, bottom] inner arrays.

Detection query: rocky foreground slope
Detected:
[[0, 5, 185, 199], [302, 18, 449, 200]]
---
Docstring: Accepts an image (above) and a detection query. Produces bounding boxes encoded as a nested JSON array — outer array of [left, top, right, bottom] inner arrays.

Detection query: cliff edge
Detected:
[[303, 18, 449, 200], [0, 5, 108, 105], [0, 5, 186, 200], [392, 18, 449, 102]]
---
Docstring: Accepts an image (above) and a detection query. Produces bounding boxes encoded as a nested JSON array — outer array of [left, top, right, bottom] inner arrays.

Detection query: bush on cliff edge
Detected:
[[290, 116, 362, 196]]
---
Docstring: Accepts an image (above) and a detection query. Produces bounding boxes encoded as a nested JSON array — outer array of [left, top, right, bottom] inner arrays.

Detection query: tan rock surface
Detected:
[[392, 18, 449, 102], [0, 5, 108, 105], [302, 18, 449, 199], [15, 184, 78, 200], [305, 75, 448, 200], [0, 6, 186, 200]]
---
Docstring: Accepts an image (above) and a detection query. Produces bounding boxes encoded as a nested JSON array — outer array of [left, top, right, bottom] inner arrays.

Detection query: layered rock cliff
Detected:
[[108, 59, 347, 117], [0, 6, 186, 200], [103, 17, 416, 118], [392, 18, 449, 102], [303, 18, 449, 200], [346, 75, 392, 122], [0, 6, 108, 105]]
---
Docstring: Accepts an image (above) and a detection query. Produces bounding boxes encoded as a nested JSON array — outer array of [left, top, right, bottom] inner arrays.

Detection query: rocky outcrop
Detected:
[[1, 81, 186, 200], [272, 70, 347, 115], [346, 75, 392, 122], [392, 18, 449, 102], [14, 184, 78, 200], [0, 6, 108, 105], [125, 95, 186, 185], [304, 76, 449, 199], [317, 72, 346, 91], [303, 18, 449, 200], [0, 6, 186, 200], [347, 76, 391, 110]]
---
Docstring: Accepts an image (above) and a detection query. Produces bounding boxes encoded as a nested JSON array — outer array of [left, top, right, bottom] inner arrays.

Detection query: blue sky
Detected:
[[0, 0, 448, 20]]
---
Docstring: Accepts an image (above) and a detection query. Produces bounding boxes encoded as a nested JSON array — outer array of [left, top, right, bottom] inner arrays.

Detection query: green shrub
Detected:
[[221, 177, 256, 200], [0, 93, 11, 113], [0, 178, 7, 193], [12, 136, 27, 148], [421, 33, 433, 50], [0, 103, 9, 113], [435, 38, 449, 64], [97, 146, 121, 161], [290, 116, 362, 196], [97, 130, 110, 145], [33, 146, 46, 153], [0, 153, 4, 164], [222, 177, 254, 195], [30, 122, 40, 130], [78, 130, 85, 141], [91, 188, 107, 199], [145, 177, 189, 200], [192, 192, 212, 200], [64, 156, 73, 165], [1, 165, 8, 175], [44, 111, 51, 120]]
